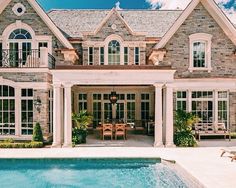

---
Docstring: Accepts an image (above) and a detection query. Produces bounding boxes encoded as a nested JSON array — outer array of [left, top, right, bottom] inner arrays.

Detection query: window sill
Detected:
[[188, 67, 212, 73]]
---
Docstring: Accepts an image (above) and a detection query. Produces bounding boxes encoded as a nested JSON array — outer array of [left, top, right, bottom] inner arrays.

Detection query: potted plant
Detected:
[[174, 110, 200, 147], [72, 110, 93, 144]]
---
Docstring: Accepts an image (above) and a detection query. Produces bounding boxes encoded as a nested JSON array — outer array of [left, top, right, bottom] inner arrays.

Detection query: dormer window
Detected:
[[189, 33, 212, 72], [108, 40, 120, 65]]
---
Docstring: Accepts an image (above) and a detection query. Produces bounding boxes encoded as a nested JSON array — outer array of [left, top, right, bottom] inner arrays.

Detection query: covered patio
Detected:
[[51, 67, 176, 147]]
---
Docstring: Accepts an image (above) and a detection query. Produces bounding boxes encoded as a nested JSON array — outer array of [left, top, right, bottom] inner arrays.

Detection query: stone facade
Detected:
[[81, 12, 147, 66], [0, 72, 52, 82], [161, 3, 236, 78], [34, 89, 51, 138], [0, 0, 65, 63]]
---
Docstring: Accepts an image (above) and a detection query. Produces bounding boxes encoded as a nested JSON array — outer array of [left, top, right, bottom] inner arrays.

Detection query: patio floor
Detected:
[[79, 134, 154, 147], [79, 133, 236, 148]]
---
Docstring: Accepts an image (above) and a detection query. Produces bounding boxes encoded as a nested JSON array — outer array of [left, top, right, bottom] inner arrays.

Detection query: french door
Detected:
[[9, 42, 31, 67], [103, 102, 125, 122]]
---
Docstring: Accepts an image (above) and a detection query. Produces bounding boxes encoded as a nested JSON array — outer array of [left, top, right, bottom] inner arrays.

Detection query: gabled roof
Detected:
[[48, 9, 182, 38], [90, 8, 143, 36], [0, 0, 74, 49], [154, 0, 236, 49]]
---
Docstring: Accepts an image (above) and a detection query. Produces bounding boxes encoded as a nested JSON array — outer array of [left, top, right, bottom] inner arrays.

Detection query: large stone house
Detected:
[[0, 0, 235, 147]]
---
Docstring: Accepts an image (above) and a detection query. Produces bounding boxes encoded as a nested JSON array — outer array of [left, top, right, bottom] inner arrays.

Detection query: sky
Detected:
[[37, 0, 236, 24]]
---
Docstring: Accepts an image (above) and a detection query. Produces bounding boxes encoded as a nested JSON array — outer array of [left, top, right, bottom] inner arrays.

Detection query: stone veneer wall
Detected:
[[229, 92, 236, 132], [161, 3, 236, 78], [81, 12, 147, 66], [0, 72, 52, 82], [34, 89, 51, 138], [0, 0, 67, 64]]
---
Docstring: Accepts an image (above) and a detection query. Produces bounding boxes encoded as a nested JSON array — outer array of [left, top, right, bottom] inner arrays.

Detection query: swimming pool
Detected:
[[0, 158, 187, 188]]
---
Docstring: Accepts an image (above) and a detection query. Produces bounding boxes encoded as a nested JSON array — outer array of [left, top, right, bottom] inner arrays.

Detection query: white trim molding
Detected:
[[189, 33, 213, 73], [104, 34, 124, 65]]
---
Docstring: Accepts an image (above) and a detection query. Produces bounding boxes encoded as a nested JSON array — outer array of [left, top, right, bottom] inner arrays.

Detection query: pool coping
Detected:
[[0, 147, 235, 188]]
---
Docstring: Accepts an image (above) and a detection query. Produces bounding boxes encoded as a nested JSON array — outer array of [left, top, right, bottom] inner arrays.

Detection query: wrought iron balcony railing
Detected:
[[0, 49, 55, 69]]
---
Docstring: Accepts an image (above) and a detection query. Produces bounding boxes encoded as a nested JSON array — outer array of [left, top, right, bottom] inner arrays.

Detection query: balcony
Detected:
[[0, 48, 55, 69]]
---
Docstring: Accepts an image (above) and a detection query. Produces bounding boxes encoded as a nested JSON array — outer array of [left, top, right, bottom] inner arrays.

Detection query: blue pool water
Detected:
[[0, 159, 187, 188]]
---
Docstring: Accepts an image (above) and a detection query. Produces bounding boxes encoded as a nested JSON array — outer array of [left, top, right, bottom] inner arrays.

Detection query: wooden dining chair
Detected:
[[115, 124, 126, 140], [102, 124, 113, 140]]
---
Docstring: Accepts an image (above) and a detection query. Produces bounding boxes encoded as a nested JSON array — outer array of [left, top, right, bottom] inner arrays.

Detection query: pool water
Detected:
[[0, 159, 187, 188]]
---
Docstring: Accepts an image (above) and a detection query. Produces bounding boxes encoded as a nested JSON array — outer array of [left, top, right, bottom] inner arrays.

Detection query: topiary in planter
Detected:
[[32, 122, 44, 142]]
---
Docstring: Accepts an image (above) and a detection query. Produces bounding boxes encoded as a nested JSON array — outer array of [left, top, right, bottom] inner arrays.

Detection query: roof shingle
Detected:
[[48, 9, 183, 38]]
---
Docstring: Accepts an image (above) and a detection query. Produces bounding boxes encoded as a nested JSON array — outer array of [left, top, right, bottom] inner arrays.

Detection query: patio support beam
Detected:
[[154, 83, 164, 147], [165, 84, 175, 147], [52, 83, 63, 148], [63, 83, 73, 147]]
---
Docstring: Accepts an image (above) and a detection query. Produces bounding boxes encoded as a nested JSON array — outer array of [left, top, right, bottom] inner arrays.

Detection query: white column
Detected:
[[39, 47, 48, 68], [52, 84, 62, 147], [63, 83, 73, 147], [153, 83, 164, 147], [187, 89, 192, 113], [165, 84, 175, 147]]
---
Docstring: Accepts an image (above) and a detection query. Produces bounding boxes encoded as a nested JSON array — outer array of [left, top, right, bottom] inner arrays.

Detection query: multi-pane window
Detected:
[[134, 47, 140, 65], [0, 85, 15, 135], [100, 47, 104, 65], [78, 94, 87, 112], [127, 94, 135, 122], [218, 91, 228, 127], [88, 47, 94, 65], [9, 29, 32, 39], [93, 94, 102, 126], [48, 90, 53, 134], [108, 40, 120, 65], [141, 94, 150, 125], [176, 91, 187, 111], [124, 47, 129, 65], [21, 89, 33, 135], [193, 42, 206, 68], [191, 91, 213, 125]]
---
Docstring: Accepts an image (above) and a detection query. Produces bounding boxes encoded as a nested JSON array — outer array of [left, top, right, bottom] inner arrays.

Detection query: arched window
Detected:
[[9, 29, 32, 40], [108, 40, 120, 65]]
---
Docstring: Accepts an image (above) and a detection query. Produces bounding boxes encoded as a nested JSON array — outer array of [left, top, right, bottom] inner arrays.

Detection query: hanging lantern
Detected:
[[110, 91, 118, 104]]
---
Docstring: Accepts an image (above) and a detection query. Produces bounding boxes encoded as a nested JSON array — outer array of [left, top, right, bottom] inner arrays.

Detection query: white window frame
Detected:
[[134, 47, 140, 65], [189, 33, 212, 73], [21, 88, 34, 136], [88, 47, 94, 65], [124, 47, 129, 65], [104, 34, 124, 65], [99, 47, 105, 65]]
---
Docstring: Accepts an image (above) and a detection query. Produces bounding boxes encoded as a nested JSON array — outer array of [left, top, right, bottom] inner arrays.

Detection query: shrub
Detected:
[[0, 142, 43, 148], [33, 122, 43, 142], [174, 110, 200, 147], [72, 127, 87, 144]]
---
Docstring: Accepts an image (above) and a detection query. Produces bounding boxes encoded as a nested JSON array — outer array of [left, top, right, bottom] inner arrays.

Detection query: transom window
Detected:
[[108, 40, 120, 65], [193, 42, 206, 68], [9, 29, 32, 40]]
